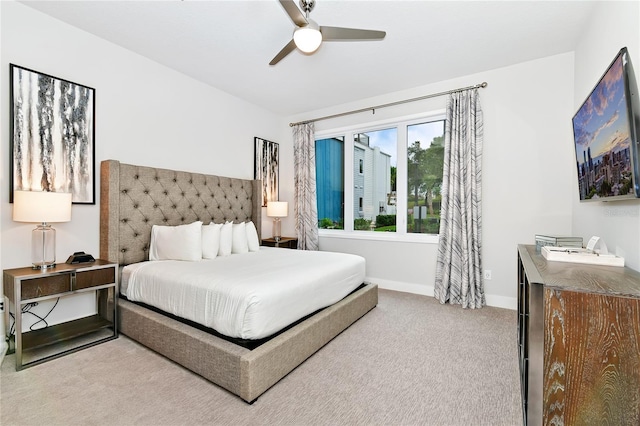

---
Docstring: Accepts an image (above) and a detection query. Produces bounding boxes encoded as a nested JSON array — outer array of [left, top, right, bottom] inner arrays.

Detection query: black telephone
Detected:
[[66, 251, 96, 264]]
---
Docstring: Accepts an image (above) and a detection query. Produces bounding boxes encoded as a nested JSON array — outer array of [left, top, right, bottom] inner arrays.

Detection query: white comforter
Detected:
[[121, 247, 365, 340]]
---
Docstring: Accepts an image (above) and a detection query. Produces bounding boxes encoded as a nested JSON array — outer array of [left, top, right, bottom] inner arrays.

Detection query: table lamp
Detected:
[[266, 201, 288, 242], [13, 190, 72, 269]]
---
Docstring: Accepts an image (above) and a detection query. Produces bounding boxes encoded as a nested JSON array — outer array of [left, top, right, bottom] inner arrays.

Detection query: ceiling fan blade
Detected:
[[278, 0, 308, 27], [320, 26, 386, 41], [269, 39, 297, 66]]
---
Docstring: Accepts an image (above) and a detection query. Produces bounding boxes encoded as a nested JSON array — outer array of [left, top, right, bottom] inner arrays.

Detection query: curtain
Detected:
[[293, 123, 319, 250], [434, 89, 485, 309]]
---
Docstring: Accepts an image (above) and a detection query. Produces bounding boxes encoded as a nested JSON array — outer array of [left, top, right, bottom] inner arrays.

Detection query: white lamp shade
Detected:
[[293, 20, 322, 53], [267, 201, 288, 218], [13, 190, 72, 223]]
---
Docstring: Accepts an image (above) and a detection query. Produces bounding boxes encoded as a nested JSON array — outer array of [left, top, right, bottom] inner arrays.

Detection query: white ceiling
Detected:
[[20, 0, 597, 116]]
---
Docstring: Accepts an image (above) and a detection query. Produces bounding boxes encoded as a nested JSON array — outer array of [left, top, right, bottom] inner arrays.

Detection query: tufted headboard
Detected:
[[100, 160, 261, 267]]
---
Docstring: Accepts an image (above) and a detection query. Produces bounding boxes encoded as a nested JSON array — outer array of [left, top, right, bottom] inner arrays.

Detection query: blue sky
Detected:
[[573, 54, 631, 162], [365, 121, 445, 167]]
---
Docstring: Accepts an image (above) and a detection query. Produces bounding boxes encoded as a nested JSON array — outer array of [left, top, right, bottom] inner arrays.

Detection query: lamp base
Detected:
[[273, 218, 282, 242], [32, 224, 56, 269], [32, 262, 57, 270]]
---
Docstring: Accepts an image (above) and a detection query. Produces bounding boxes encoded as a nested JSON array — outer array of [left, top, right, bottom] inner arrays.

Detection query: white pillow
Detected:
[[246, 221, 260, 252], [149, 221, 203, 261], [202, 222, 222, 259], [218, 221, 233, 257], [232, 222, 249, 254]]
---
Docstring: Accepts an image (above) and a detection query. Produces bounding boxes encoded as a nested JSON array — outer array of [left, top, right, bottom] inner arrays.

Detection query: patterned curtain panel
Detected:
[[434, 89, 485, 309], [293, 123, 319, 250]]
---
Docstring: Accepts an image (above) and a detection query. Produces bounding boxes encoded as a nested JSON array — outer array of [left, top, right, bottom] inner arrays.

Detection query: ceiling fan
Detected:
[[269, 0, 386, 65]]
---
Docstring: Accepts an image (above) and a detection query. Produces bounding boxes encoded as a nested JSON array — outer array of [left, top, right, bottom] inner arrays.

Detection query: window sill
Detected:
[[318, 229, 439, 244]]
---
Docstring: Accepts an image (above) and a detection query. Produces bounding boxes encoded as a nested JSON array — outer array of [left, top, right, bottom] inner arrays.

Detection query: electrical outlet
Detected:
[[483, 270, 492, 280]]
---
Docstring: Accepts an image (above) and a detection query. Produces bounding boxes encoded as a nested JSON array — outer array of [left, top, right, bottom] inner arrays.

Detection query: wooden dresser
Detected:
[[517, 244, 640, 425]]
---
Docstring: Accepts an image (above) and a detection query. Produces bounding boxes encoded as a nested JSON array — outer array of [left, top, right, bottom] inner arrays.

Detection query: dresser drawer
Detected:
[[75, 267, 116, 290], [21, 274, 71, 299]]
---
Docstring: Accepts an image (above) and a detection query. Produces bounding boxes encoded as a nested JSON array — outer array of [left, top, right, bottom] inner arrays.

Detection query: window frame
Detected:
[[315, 111, 446, 244]]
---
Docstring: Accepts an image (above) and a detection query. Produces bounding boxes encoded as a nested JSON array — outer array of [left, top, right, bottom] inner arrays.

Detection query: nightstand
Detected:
[[3, 260, 118, 370], [262, 237, 298, 249]]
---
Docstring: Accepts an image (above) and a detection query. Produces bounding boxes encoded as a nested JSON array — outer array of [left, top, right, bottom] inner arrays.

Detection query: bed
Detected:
[[99, 160, 378, 403]]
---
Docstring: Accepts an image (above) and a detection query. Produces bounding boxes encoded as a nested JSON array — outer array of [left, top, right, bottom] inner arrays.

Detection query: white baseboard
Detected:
[[368, 277, 435, 297], [365, 277, 516, 310], [485, 294, 517, 310]]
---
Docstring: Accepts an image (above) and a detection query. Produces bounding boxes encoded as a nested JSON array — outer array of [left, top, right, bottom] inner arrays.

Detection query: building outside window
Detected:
[[316, 137, 345, 229], [353, 129, 395, 231]]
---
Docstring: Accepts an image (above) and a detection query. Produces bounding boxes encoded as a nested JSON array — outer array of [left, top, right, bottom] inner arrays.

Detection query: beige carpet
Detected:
[[0, 289, 522, 426]]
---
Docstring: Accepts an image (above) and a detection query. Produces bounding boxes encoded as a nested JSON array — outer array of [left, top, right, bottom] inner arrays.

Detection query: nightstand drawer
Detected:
[[76, 267, 116, 290], [21, 274, 71, 299]]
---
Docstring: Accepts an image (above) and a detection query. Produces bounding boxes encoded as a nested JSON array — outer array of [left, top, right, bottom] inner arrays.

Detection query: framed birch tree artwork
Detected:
[[254, 137, 279, 207], [10, 64, 96, 204]]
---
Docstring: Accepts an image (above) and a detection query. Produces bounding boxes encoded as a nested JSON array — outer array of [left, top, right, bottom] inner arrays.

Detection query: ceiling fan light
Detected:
[[294, 26, 322, 53]]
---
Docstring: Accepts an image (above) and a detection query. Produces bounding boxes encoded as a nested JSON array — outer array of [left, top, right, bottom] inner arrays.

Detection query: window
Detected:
[[352, 128, 396, 231], [315, 114, 445, 240], [407, 121, 445, 234]]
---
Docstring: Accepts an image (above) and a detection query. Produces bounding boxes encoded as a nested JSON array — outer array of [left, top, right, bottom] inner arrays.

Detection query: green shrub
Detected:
[[410, 217, 440, 234], [375, 214, 396, 227], [354, 218, 372, 230], [319, 217, 334, 229]]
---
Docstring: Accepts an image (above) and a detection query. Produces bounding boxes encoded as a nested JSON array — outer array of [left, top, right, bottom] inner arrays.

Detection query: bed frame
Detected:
[[99, 160, 378, 402]]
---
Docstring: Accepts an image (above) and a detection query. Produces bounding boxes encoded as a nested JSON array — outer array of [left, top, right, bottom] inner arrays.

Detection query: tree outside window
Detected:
[[407, 121, 445, 234]]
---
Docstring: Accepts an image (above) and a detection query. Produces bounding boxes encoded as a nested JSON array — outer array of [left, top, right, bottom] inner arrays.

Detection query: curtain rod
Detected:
[[289, 81, 488, 127]]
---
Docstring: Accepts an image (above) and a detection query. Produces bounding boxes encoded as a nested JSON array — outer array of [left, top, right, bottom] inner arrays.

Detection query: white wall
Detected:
[[287, 52, 576, 309], [0, 1, 289, 329], [571, 1, 640, 272]]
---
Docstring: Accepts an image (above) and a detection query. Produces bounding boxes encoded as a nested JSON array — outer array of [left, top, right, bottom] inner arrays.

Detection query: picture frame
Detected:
[[10, 64, 96, 204], [254, 137, 279, 207]]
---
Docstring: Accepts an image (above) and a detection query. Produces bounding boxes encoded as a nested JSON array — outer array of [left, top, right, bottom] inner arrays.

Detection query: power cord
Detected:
[[8, 298, 60, 335], [28, 298, 60, 331]]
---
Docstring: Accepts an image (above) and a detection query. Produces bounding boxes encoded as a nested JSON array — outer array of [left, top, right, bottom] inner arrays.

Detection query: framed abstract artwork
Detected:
[[10, 64, 96, 204], [254, 137, 279, 207]]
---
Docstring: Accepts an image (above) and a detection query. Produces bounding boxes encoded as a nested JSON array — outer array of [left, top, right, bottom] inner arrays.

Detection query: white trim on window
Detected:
[[319, 228, 439, 244]]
